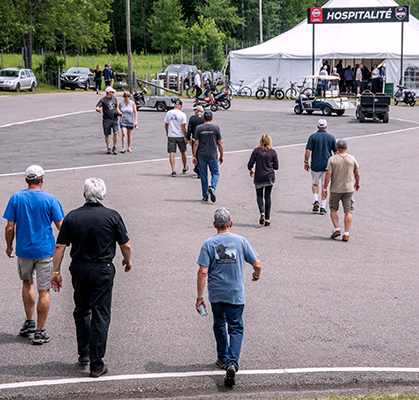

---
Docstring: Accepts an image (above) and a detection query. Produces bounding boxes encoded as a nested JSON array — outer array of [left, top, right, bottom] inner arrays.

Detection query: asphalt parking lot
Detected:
[[1, 92, 419, 400]]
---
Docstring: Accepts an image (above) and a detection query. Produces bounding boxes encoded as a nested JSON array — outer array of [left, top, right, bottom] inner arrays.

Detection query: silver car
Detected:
[[0, 68, 37, 92]]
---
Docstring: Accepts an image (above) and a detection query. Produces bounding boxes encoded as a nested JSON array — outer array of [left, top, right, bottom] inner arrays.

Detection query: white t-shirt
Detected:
[[194, 73, 201, 87], [164, 109, 187, 138], [371, 67, 380, 79]]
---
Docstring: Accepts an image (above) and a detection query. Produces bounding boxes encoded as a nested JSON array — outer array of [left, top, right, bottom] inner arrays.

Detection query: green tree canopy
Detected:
[[148, 0, 187, 54]]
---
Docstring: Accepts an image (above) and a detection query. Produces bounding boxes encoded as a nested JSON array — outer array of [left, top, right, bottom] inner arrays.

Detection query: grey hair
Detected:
[[336, 139, 348, 150], [84, 178, 106, 203]]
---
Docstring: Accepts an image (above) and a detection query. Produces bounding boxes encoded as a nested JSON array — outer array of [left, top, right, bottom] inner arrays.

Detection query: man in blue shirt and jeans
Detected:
[[304, 119, 337, 215], [3, 165, 64, 345], [196, 208, 262, 387]]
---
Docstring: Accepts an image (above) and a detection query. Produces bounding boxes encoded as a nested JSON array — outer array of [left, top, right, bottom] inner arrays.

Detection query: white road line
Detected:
[[0, 124, 418, 178], [1, 367, 419, 390], [0, 110, 95, 128]]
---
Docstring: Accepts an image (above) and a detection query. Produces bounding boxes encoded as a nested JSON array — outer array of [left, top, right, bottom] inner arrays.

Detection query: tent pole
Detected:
[[312, 23, 315, 89], [400, 21, 404, 86]]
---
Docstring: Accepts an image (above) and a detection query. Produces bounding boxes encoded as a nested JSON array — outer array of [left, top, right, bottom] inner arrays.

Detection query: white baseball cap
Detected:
[[105, 87, 116, 93], [25, 165, 44, 180], [317, 119, 327, 128]]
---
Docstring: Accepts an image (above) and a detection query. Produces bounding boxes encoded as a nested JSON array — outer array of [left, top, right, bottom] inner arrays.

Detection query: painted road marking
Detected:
[[1, 367, 419, 390], [0, 110, 95, 128], [0, 124, 418, 178]]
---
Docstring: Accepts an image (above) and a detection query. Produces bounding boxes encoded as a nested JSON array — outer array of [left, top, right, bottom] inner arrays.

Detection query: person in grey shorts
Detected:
[[3, 165, 64, 344], [117, 91, 138, 153], [323, 139, 360, 242], [96, 87, 121, 155], [164, 100, 188, 176]]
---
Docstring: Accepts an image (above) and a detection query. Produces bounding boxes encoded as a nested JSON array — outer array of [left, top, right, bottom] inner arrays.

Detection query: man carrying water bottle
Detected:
[[195, 208, 262, 388]]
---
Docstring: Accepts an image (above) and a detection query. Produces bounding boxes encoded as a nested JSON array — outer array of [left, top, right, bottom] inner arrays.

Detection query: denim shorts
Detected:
[[120, 124, 134, 130], [18, 256, 53, 290]]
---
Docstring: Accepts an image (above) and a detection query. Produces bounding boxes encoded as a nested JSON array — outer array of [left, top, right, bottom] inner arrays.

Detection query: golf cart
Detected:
[[355, 91, 390, 123], [133, 83, 179, 112], [294, 75, 355, 116]]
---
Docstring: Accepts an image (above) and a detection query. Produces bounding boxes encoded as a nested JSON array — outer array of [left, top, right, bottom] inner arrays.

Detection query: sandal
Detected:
[[264, 220, 270, 226], [120, 149, 126, 153], [259, 214, 265, 225]]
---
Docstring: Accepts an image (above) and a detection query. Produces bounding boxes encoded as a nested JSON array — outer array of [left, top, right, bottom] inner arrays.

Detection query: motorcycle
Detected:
[[193, 93, 218, 112], [116, 73, 127, 90], [394, 85, 416, 106], [213, 89, 232, 110]]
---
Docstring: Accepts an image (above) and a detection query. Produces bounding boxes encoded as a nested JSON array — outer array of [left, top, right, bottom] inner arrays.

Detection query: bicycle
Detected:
[[255, 79, 285, 100], [221, 80, 252, 98], [285, 79, 315, 100]]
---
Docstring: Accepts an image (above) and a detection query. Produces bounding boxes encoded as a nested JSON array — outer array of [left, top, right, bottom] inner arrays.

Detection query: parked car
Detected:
[[202, 70, 223, 86], [0, 68, 37, 92], [156, 64, 197, 89], [60, 67, 95, 90]]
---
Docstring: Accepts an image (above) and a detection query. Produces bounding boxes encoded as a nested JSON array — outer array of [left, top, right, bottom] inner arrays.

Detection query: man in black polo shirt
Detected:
[[50, 178, 132, 378]]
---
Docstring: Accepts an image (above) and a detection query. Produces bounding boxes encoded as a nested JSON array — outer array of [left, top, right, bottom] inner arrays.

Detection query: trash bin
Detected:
[[151, 79, 164, 96], [384, 83, 393, 97]]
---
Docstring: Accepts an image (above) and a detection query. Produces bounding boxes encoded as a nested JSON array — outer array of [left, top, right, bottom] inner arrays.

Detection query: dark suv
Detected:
[[157, 64, 197, 89]]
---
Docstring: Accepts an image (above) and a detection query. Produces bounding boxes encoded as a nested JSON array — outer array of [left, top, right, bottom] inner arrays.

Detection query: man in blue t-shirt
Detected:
[[196, 208, 262, 388], [304, 119, 337, 215], [3, 165, 64, 345]]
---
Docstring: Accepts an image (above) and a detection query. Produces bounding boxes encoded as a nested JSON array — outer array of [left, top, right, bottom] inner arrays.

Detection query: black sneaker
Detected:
[[319, 207, 326, 215], [19, 320, 36, 336], [90, 364, 108, 378], [78, 355, 90, 365], [312, 201, 320, 212], [112, 146, 117, 155], [171, 171, 177, 177], [106, 148, 111, 154], [32, 329, 51, 345], [182, 166, 189, 174], [224, 364, 236, 387], [202, 196, 209, 202], [208, 187, 216, 202]]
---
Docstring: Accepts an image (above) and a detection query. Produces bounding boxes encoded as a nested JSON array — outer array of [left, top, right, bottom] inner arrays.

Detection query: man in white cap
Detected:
[[3, 165, 64, 345], [323, 139, 360, 242], [304, 119, 337, 214], [96, 87, 121, 155], [196, 208, 262, 388]]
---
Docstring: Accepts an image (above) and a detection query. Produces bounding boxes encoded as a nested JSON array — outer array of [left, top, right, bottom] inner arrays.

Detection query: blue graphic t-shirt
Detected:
[[197, 232, 258, 304], [3, 190, 65, 259], [306, 130, 337, 172]]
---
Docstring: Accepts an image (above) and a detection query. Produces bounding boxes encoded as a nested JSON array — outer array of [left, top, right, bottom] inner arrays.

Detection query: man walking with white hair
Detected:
[[304, 119, 337, 215], [50, 178, 132, 377], [323, 139, 360, 242]]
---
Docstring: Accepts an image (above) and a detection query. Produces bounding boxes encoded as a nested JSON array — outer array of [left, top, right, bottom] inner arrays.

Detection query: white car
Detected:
[[0, 68, 37, 92]]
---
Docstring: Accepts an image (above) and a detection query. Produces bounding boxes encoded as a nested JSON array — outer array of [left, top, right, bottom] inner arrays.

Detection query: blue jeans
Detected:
[[211, 302, 244, 371], [198, 159, 219, 197], [95, 78, 102, 91]]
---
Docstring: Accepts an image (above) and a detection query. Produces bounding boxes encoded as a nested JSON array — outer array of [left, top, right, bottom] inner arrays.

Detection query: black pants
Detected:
[[195, 85, 202, 97], [70, 261, 115, 372], [256, 185, 273, 220], [372, 78, 379, 93]]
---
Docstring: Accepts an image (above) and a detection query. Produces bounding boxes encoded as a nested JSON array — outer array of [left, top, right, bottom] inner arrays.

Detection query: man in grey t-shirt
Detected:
[[95, 87, 121, 154], [193, 111, 224, 202], [355, 64, 363, 95]]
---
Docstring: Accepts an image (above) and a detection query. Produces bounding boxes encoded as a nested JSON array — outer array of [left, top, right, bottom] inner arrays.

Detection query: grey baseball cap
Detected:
[[214, 208, 232, 225], [336, 139, 348, 149]]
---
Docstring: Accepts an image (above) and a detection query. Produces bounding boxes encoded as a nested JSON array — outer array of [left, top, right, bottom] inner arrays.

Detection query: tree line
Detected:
[[1, 0, 418, 71]]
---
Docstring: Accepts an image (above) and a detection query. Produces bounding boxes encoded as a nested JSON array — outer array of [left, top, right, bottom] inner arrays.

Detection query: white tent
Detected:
[[230, 0, 419, 92]]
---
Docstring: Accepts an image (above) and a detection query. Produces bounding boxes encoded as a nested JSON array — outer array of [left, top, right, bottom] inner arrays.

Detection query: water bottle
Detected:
[[198, 304, 207, 317]]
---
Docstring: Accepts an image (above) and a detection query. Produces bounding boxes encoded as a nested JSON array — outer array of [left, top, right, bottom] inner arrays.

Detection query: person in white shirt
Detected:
[[371, 64, 380, 93], [164, 100, 188, 176], [194, 70, 202, 97]]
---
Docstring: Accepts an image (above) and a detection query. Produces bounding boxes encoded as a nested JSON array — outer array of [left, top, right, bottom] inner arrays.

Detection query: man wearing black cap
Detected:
[[187, 105, 204, 178], [323, 139, 360, 242], [196, 208, 262, 387], [3, 165, 64, 345], [193, 110, 223, 202], [164, 99, 188, 176]]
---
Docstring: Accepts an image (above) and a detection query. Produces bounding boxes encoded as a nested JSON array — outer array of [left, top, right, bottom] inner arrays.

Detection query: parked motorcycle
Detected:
[[116, 73, 127, 90], [193, 93, 218, 111], [213, 89, 232, 110], [394, 85, 416, 106]]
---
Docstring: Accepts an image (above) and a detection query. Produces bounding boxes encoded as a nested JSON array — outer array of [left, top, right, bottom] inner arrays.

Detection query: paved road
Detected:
[[1, 92, 419, 399]]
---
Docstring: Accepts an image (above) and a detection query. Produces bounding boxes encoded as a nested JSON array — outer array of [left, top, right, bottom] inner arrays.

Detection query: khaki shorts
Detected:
[[167, 136, 187, 153], [17, 256, 52, 290], [329, 192, 354, 214], [311, 171, 326, 186]]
